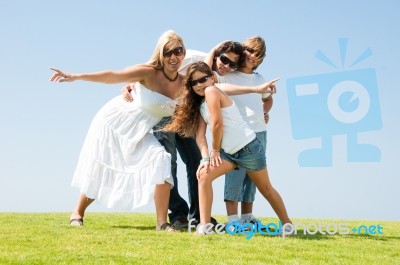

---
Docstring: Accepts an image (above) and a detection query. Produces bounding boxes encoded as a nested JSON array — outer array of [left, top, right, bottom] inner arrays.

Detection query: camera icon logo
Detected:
[[286, 38, 382, 167]]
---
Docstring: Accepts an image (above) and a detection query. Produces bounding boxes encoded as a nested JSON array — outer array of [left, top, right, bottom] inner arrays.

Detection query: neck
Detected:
[[238, 67, 254, 74], [162, 68, 178, 82]]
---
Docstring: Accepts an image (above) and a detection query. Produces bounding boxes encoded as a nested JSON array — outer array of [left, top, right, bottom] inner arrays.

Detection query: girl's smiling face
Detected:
[[190, 71, 214, 96]]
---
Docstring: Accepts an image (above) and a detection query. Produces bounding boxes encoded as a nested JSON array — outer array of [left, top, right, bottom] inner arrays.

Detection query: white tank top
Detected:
[[200, 101, 255, 154]]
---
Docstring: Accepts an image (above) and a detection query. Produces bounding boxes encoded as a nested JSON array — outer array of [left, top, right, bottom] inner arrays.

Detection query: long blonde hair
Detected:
[[146, 30, 186, 69], [163, 61, 213, 137]]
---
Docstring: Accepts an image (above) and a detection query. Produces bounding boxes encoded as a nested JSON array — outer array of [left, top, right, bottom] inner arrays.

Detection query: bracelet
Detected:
[[210, 149, 220, 154], [200, 157, 210, 163]]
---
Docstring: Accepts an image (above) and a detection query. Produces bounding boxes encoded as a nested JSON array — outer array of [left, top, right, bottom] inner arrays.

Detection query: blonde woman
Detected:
[[49, 30, 187, 232]]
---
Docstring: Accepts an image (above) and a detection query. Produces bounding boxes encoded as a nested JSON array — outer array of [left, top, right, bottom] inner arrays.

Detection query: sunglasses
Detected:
[[245, 47, 265, 58], [219, 54, 238, 69], [163, 47, 184, 57], [189, 74, 212, 87]]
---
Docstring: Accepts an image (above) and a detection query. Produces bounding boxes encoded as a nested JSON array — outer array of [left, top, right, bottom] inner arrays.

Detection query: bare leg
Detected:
[[198, 161, 236, 224], [225, 200, 239, 216], [154, 182, 171, 228], [247, 169, 291, 224], [241, 201, 253, 215], [70, 193, 94, 221]]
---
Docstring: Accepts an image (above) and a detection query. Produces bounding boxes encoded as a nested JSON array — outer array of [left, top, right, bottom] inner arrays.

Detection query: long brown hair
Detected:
[[163, 61, 213, 137]]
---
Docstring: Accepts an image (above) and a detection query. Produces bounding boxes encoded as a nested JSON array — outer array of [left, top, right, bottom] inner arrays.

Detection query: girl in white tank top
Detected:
[[164, 62, 292, 235]]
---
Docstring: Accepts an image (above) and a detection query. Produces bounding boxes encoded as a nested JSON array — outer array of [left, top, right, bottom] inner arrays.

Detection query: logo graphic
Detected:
[[188, 219, 383, 240], [286, 38, 382, 167]]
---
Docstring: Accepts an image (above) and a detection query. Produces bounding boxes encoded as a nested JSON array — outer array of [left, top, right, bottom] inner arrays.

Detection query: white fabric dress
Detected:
[[71, 83, 176, 210]]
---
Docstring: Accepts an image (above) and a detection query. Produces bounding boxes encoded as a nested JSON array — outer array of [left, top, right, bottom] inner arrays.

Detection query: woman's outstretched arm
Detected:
[[49, 64, 152, 84]]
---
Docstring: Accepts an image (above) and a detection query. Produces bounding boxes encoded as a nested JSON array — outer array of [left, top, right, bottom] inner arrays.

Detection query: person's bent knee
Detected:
[[157, 181, 172, 188], [198, 168, 213, 185], [258, 185, 275, 199]]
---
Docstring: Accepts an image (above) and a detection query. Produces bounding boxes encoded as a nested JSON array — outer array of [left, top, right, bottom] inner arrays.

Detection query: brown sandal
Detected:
[[70, 218, 84, 226], [157, 223, 180, 233]]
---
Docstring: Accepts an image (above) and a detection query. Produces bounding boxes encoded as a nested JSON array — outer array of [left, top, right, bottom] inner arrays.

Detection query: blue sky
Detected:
[[1, 1, 399, 221]]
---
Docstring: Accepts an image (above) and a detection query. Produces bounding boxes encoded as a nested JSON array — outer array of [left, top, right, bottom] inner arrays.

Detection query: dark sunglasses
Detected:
[[219, 54, 238, 69], [189, 74, 212, 87], [163, 47, 184, 57], [245, 47, 265, 58]]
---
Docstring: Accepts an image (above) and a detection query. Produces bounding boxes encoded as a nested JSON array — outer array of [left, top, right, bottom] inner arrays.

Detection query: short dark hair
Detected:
[[215, 41, 243, 57], [213, 41, 244, 71]]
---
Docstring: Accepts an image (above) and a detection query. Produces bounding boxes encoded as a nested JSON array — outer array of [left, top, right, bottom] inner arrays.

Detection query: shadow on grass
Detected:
[[256, 231, 336, 240], [111, 225, 155, 231], [108, 224, 399, 241]]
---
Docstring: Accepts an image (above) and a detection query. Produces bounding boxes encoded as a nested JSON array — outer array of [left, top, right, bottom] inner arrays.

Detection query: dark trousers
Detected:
[[153, 117, 201, 222]]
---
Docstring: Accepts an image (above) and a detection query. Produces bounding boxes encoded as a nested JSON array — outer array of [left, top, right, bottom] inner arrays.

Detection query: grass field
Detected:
[[0, 213, 399, 264]]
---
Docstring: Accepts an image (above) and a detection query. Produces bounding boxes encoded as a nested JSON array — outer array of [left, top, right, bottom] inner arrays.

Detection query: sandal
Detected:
[[157, 223, 180, 233], [70, 218, 84, 227]]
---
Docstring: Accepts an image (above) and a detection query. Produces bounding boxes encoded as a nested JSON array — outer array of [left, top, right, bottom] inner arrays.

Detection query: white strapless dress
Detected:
[[71, 83, 176, 210]]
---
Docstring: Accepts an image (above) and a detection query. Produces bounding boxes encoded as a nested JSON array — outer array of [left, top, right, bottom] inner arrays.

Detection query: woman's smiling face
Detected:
[[162, 44, 185, 71]]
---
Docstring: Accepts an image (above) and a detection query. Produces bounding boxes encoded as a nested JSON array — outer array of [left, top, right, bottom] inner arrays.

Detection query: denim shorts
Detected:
[[224, 131, 267, 202], [221, 135, 266, 173]]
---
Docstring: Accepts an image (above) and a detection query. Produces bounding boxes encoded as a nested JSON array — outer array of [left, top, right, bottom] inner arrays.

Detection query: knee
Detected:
[[157, 182, 171, 190], [258, 185, 275, 198], [198, 168, 212, 186]]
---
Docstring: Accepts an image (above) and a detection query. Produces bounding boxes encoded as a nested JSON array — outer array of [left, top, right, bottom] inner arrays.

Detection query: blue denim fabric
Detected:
[[220, 136, 266, 171], [224, 131, 267, 202], [153, 117, 201, 222]]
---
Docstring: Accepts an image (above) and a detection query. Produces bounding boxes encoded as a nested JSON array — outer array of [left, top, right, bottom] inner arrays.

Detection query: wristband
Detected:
[[200, 157, 210, 163]]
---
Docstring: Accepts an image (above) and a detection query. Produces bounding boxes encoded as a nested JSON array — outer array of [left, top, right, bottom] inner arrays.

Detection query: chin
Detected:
[[218, 70, 226, 76]]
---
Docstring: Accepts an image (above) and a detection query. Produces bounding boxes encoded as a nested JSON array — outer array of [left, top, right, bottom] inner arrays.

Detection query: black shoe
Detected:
[[171, 215, 189, 229], [190, 219, 200, 226], [210, 217, 219, 226], [190, 217, 218, 226]]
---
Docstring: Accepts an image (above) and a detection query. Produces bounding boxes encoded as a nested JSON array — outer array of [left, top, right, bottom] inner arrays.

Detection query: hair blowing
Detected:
[[162, 61, 213, 137]]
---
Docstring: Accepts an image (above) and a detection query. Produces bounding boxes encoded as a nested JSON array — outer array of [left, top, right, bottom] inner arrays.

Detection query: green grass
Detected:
[[0, 213, 399, 264]]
